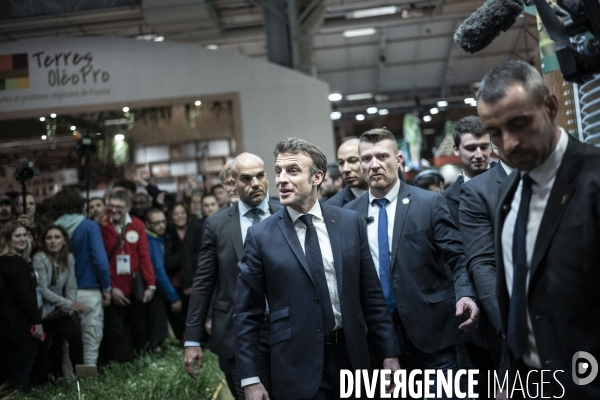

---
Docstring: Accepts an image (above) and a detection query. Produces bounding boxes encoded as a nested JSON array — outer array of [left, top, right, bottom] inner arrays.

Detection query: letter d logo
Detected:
[[572, 351, 598, 385]]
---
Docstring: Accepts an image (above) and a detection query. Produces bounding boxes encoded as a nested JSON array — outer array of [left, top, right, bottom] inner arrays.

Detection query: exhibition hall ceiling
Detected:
[[0, 0, 539, 115]]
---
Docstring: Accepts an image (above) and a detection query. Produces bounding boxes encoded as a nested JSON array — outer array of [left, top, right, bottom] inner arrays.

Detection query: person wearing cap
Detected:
[[0, 196, 14, 230]]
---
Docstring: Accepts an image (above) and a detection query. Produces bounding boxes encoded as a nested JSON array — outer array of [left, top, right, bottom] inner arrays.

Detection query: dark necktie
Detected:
[[246, 208, 262, 225], [373, 198, 396, 313], [298, 214, 336, 336], [508, 173, 534, 359]]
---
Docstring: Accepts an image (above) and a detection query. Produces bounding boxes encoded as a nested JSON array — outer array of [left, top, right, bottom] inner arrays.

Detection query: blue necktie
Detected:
[[508, 173, 534, 359], [373, 198, 396, 313]]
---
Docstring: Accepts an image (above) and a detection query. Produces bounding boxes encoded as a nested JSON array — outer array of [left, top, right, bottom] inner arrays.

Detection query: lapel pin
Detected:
[[402, 198, 409, 204], [561, 194, 568, 205], [331, 219, 335, 223]]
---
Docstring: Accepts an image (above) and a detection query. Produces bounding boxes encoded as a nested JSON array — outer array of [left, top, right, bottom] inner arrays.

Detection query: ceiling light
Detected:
[[70, 126, 76, 131], [347, 6, 398, 19], [346, 93, 373, 101], [330, 111, 342, 120], [423, 115, 432, 122], [343, 28, 376, 38], [50, 113, 56, 118], [430, 108, 439, 115], [39, 117, 45, 121], [378, 109, 389, 115], [115, 134, 125, 141], [328, 93, 342, 102], [123, 107, 129, 112], [195, 100, 201, 106], [136, 34, 156, 41], [206, 44, 219, 50], [437, 100, 448, 108], [464, 97, 476, 104], [356, 114, 365, 121], [153, 36, 164, 42], [470, 101, 477, 107], [41, 135, 47, 140], [366, 107, 378, 114]]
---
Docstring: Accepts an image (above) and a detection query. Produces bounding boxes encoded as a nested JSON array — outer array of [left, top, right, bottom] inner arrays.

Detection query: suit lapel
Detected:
[[390, 183, 411, 267], [321, 204, 343, 297], [344, 187, 355, 204], [277, 209, 314, 285], [226, 204, 245, 261]]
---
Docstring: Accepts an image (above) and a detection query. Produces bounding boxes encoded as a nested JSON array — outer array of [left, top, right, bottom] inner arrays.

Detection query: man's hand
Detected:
[[171, 300, 182, 313], [18, 214, 34, 228], [183, 287, 192, 296], [244, 383, 269, 400], [111, 287, 130, 306], [31, 324, 43, 340], [143, 288, 155, 303], [69, 301, 86, 312], [383, 357, 401, 394], [204, 316, 212, 335], [184, 346, 203, 379], [456, 297, 479, 332], [102, 292, 111, 307]]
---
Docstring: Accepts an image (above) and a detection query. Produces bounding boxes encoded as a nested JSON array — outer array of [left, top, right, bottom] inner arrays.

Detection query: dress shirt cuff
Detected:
[[184, 341, 201, 347], [241, 377, 261, 387]]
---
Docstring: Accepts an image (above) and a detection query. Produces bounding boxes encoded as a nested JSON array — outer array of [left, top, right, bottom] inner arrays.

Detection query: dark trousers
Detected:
[[147, 291, 168, 350], [465, 341, 501, 400], [307, 332, 353, 400], [0, 336, 39, 393], [31, 315, 84, 385], [100, 297, 148, 363], [220, 322, 272, 400], [165, 287, 189, 342]]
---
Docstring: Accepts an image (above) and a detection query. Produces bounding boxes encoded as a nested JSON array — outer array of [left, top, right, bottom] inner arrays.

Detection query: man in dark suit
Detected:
[[235, 138, 400, 400], [443, 116, 492, 225], [345, 128, 479, 398], [325, 139, 369, 207], [477, 60, 600, 398], [184, 152, 281, 400]]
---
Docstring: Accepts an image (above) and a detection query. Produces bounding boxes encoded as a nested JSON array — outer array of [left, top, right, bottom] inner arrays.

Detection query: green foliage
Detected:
[[16, 341, 222, 400]]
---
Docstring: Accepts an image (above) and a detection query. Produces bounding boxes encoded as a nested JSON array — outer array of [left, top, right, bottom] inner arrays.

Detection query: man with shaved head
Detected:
[[325, 139, 369, 208], [184, 152, 281, 399]]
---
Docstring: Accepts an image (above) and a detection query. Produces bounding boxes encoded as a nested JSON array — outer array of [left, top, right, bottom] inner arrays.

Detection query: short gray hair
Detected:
[[274, 138, 327, 178]]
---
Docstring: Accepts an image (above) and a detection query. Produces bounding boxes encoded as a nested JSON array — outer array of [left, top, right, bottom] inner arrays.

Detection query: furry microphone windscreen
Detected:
[[454, 0, 525, 54]]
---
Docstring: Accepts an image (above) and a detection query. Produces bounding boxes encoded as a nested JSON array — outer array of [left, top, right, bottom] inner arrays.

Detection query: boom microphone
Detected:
[[454, 0, 527, 54]]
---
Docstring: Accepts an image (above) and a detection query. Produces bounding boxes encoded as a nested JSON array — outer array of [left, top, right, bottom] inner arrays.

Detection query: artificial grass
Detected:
[[13, 340, 223, 400]]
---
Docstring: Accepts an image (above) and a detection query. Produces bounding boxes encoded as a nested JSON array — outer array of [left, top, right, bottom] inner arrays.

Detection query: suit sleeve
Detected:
[[357, 211, 401, 359], [233, 226, 266, 380], [136, 226, 156, 287], [460, 182, 502, 332], [180, 219, 205, 290], [184, 218, 219, 342], [431, 194, 476, 301]]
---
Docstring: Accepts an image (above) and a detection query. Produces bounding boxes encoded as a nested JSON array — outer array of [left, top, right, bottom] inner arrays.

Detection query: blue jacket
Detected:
[[146, 230, 179, 303], [55, 214, 111, 291]]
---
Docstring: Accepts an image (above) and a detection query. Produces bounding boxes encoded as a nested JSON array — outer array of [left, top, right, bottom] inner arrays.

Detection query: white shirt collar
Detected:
[[526, 128, 568, 186], [238, 197, 270, 217], [462, 171, 471, 183], [500, 160, 514, 176], [368, 179, 401, 204], [286, 200, 323, 224]]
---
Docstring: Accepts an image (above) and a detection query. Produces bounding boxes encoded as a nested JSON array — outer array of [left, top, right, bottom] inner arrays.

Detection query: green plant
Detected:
[[17, 340, 222, 400]]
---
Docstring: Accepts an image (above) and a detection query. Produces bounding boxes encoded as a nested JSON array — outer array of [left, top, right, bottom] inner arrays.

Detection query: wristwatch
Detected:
[[148, 285, 157, 290]]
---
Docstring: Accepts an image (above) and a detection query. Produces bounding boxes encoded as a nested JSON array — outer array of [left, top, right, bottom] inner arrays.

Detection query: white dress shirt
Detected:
[[367, 180, 401, 276], [500, 160, 514, 177], [501, 128, 568, 368]]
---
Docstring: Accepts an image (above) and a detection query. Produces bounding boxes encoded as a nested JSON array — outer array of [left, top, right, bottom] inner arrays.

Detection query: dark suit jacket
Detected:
[[179, 218, 206, 290], [443, 177, 462, 226], [234, 203, 400, 399], [345, 184, 475, 353], [323, 186, 357, 208], [184, 201, 281, 358], [459, 164, 509, 352], [0, 255, 41, 343], [496, 136, 600, 397]]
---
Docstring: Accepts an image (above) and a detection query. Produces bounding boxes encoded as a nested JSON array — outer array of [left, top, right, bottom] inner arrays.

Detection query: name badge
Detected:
[[116, 254, 131, 275]]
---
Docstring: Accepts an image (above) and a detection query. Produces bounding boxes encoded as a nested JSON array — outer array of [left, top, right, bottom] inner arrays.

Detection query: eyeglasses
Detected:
[[108, 204, 126, 211], [150, 220, 167, 226]]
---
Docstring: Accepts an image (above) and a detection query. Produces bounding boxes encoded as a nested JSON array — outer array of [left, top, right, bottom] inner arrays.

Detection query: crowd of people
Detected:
[[2, 60, 599, 400]]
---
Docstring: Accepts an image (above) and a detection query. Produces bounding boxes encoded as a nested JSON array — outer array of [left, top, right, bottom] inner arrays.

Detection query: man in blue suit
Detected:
[[234, 138, 401, 400]]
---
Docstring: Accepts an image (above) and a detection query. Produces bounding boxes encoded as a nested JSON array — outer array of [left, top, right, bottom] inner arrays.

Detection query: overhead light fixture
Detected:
[[50, 113, 56, 118], [343, 28, 376, 38], [41, 135, 47, 140], [464, 97, 476, 104], [115, 134, 125, 141], [378, 109, 389, 115], [470, 101, 477, 107], [330, 111, 342, 120], [346, 93, 373, 101], [347, 6, 398, 19], [437, 100, 448, 108], [328, 93, 343, 102], [366, 107, 378, 114], [206, 44, 219, 50], [123, 107, 129, 113], [70, 126, 76, 131], [39, 117, 45, 121], [356, 114, 365, 121], [153, 36, 164, 42], [430, 108, 439, 115], [195, 100, 201, 106], [423, 115, 433, 122]]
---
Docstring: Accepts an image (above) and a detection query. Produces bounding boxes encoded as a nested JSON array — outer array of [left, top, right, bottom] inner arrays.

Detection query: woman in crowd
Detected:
[[201, 193, 219, 218], [0, 221, 43, 393], [31, 224, 84, 384]]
